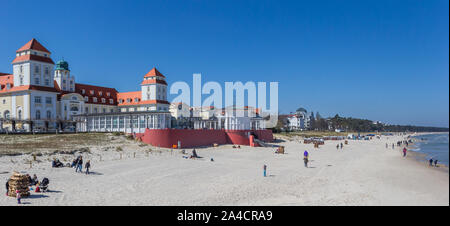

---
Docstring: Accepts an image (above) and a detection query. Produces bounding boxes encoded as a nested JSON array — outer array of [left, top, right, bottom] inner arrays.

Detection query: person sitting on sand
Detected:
[[191, 149, 199, 158], [31, 174, 38, 186], [35, 182, 40, 193]]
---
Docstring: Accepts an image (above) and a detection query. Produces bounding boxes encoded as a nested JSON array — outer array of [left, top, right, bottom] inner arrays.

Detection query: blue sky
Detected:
[[0, 0, 448, 127]]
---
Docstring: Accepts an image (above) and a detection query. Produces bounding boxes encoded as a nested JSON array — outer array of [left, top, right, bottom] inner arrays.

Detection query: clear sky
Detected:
[[0, 0, 448, 127]]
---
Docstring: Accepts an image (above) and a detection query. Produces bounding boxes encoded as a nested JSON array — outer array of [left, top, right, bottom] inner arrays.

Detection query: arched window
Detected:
[[36, 110, 41, 119], [4, 110, 10, 119], [70, 106, 79, 112], [18, 110, 22, 120], [46, 111, 51, 119]]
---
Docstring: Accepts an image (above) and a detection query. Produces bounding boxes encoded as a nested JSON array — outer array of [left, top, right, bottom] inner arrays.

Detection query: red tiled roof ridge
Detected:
[[75, 83, 118, 91], [16, 38, 51, 53], [12, 54, 55, 64], [144, 67, 165, 78]]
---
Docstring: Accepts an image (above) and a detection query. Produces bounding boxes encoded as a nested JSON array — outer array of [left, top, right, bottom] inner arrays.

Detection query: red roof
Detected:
[[16, 39, 51, 53], [144, 67, 165, 78], [12, 54, 55, 64], [75, 83, 118, 105], [117, 91, 169, 106]]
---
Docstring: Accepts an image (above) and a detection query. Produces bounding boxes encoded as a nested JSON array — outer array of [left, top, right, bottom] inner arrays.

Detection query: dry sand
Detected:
[[0, 133, 448, 206]]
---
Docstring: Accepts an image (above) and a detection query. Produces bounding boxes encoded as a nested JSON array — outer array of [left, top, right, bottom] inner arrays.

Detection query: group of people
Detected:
[[71, 156, 91, 174], [336, 143, 343, 150], [6, 174, 49, 204], [429, 158, 439, 167]]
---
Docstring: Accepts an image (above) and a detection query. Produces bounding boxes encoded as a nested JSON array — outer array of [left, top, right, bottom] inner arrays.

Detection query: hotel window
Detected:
[[103, 108, 106, 113], [107, 92, 110, 97], [35, 65, 39, 74], [82, 89, 85, 94], [63, 79, 66, 84], [46, 111, 51, 119], [18, 110, 22, 120], [36, 110, 40, 119], [45, 79, 50, 86], [134, 98, 139, 102], [99, 91, 102, 96], [2, 99, 5, 104], [84, 96, 89, 102], [45, 67, 49, 75], [94, 108, 98, 113], [20, 77, 23, 86], [90, 90, 94, 95], [34, 96, 41, 103], [93, 97, 97, 102], [127, 98, 131, 103], [85, 107, 88, 113], [70, 80, 73, 84], [109, 99, 114, 104], [20, 65, 23, 73], [110, 109, 114, 113], [102, 98, 106, 103], [45, 97, 52, 104], [64, 105, 67, 111], [119, 99, 123, 104], [35, 77, 40, 84]]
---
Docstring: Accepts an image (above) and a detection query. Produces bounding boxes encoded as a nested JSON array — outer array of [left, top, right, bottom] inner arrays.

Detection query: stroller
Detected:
[[40, 178, 49, 192]]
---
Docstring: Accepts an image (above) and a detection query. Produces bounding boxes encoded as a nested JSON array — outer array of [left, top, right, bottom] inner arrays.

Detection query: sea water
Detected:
[[413, 133, 449, 166]]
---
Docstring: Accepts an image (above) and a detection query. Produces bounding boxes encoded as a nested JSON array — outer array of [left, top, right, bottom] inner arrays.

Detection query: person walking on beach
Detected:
[[434, 159, 438, 167], [16, 190, 21, 204], [340, 143, 343, 149], [392, 143, 395, 149], [263, 164, 267, 177], [303, 156, 309, 168], [336, 144, 339, 150], [75, 156, 83, 173], [85, 160, 91, 175], [386, 143, 388, 149], [429, 158, 433, 166], [304, 150, 309, 158], [402, 147, 407, 157]]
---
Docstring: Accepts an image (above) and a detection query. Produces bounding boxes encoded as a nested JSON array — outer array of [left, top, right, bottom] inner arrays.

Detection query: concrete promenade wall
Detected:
[[139, 129, 273, 148]]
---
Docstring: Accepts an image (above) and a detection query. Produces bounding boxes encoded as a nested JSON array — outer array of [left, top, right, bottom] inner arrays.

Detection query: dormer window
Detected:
[[134, 98, 139, 102], [119, 99, 123, 104], [90, 90, 94, 95], [109, 99, 114, 104], [82, 89, 85, 94], [93, 97, 97, 102], [127, 98, 131, 103], [99, 91, 103, 96], [101, 98, 106, 103]]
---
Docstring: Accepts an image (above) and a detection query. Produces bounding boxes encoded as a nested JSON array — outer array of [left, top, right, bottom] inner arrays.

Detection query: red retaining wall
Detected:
[[140, 129, 273, 148]]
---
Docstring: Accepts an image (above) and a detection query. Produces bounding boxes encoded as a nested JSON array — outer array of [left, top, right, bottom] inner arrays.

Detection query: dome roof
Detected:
[[55, 60, 69, 71], [296, 107, 307, 113]]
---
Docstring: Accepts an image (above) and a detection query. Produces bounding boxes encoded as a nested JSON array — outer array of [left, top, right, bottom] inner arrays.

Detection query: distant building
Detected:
[[286, 107, 310, 131]]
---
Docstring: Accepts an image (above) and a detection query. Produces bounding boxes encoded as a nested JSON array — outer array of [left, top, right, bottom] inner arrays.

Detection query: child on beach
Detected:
[[402, 147, 407, 157], [263, 164, 267, 177], [16, 190, 21, 204], [85, 160, 91, 175]]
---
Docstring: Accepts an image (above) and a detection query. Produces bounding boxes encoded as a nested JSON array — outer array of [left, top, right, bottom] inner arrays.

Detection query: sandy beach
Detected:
[[0, 133, 448, 206]]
